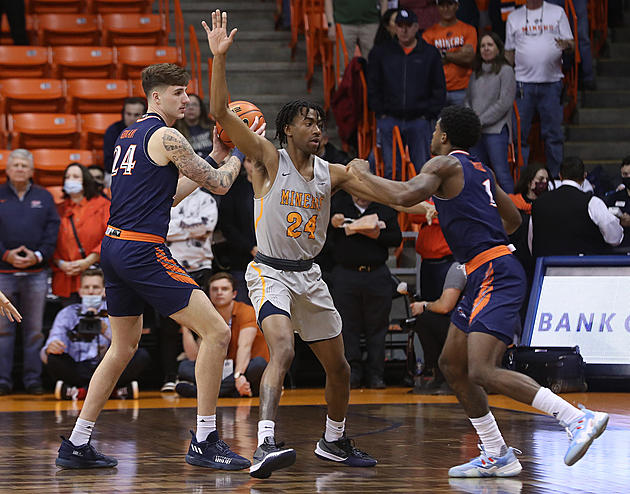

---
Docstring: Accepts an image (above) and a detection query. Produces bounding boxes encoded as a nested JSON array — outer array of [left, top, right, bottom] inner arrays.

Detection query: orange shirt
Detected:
[[408, 212, 452, 260], [226, 301, 270, 363], [52, 195, 110, 297], [509, 193, 532, 214], [422, 20, 477, 91]]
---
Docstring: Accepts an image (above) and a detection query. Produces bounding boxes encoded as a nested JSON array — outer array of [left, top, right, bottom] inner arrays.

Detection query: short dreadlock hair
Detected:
[[438, 105, 481, 151], [275, 100, 325, 147]]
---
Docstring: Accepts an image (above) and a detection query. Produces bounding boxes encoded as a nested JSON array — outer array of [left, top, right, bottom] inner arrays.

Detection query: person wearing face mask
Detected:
[[604, 156, 630, 250], [41, 268, 150, 400], [52, 163, 110, 305], [466, 32, 516, 193]]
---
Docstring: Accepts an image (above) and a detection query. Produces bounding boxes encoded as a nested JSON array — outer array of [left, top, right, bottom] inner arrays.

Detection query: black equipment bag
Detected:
[[503, 346, 588, 394]]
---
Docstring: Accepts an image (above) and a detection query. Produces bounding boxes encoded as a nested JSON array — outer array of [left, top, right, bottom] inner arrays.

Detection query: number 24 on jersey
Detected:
[[111, 144, 137, 176]]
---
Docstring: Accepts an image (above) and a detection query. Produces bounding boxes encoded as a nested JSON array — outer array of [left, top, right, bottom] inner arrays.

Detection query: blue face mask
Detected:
[[81, 294, 102, 312], [63, 179, 83, 195]]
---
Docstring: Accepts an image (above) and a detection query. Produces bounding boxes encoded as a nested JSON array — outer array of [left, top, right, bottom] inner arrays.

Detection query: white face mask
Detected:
[[63, 179, 83, 195], [81, 294, 102, 312]]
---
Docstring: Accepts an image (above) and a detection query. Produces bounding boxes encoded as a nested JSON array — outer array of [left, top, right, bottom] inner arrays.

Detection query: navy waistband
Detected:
[[254, 252, 314, 272]]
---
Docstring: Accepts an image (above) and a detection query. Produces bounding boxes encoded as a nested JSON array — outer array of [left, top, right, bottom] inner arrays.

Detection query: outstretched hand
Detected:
[[202, 10, 237, 56]]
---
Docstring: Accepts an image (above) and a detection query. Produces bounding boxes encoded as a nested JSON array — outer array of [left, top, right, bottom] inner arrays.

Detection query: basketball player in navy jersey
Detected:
[[348, 105, 609, 476], [55, 63, 251, 470]]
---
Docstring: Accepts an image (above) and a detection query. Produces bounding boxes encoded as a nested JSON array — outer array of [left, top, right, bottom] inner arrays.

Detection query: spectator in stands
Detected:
[[52, 163, 110, 305], [41, 268, 150, 401], [0, 0, 28, 45], [510, 161, 552, 215], [0, 149, 60, 396], [330, 191, 402, 389], [325, 0, 387, 64], [173, 94, 212, 158], [175, 272, 269, 398], [505, 0, 574, 178], [531, 156, 624, 257], [423, 0, 477, 106], [604, 157, 630, 249], [399, 0, 441, 30], [547, 0, 595, 89], [87, 165, 109, 199], [0, 290, 21, 322], [467, 32, 516, 192], [410, 261, 466, 394], [373, 8, 399, 47], [103, 97, 147, 174], [368, 7, 446, 179], [317, 130, 352, 165]]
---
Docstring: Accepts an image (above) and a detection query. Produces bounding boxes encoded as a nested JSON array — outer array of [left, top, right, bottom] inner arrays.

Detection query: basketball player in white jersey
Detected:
[[205, 11, 387, 478]]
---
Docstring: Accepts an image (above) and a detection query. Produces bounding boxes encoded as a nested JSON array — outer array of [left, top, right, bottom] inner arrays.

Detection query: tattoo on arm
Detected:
[[162, 128, 240, 194]]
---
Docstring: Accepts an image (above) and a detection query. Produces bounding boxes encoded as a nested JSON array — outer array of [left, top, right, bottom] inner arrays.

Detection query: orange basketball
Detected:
[[216, 100, 265, 149]]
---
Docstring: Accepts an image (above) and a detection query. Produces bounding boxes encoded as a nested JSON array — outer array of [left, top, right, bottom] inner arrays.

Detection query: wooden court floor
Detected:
[[1, 389, 628, 493]]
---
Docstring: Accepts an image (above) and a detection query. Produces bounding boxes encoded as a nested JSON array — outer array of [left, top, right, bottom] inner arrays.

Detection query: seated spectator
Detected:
[[87, 164, 110, 199], [173, 94, 212, 157], [410, 262, 466, 394], [41, 268, 150, 400], [604, 157, 630, 249], [531, 157, 624, 257], [317, 130, 352, 165], [103, 97, 147, 174], [373, 8, 400, 47], [467, 32, 516, 193], [423, 0, 477, 106], [52, 163, 110, 305], [0, 149, 60, 396], [175, 273, 269, 398]]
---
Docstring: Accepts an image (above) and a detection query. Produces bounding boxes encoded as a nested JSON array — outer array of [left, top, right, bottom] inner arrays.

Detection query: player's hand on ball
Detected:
[[346, 158, 371, 180], [203, 10, 237, 56], [250, 116, 266, 136]]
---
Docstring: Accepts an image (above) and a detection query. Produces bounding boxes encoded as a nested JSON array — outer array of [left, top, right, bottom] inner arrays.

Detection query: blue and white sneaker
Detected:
[[563, 406, 609, 466], [55, 436, 118, 469], [314, 434, 377, 467], [448, 444, 522, 477], [185, 430, 251, 470]]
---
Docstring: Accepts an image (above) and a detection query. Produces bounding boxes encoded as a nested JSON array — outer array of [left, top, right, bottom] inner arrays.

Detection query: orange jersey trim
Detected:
[[465, 245, 512, 276], [105, 225, 165, 244], [470, 263, 495, 321], [155, 247, 198, 286]]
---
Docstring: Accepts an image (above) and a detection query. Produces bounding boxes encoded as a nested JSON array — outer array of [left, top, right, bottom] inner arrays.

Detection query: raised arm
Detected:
[[204, 10, 278, 170]]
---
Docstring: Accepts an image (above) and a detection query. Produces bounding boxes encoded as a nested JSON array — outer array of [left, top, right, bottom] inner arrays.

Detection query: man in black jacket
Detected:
[[367, 8, 446, 180], [531, 156, 623, 257], [329, 191, 402, 388]]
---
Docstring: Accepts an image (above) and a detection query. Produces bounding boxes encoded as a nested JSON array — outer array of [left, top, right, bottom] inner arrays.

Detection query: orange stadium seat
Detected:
[[0, 46, 51, 78], [0, 116, 6, 148], [36, 14, 100, 45], [52, 46, 116, 79], [80, 112, 119, 151], [90, 0, 152, 14], [9, 113, 80, 149], [66, 78, 129, 113], [128, 79, 144, 97], [117, 46, 180, 79], [0, 149, 9, 182], [1, 15, 36, 45], [46, 185, 65, 204], [101, 14, 167, 46], [27, 0, 86, 14], [32, 148, 95, 186], [0, 79, 65, 114]]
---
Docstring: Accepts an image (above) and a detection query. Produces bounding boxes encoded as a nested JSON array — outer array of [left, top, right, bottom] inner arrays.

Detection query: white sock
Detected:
[[196, 414, 216, 442], [531, 387, 585, 426], [258, 420, 275, 446], [469, 412, 507, 457], [324, 415, 345, 443], [69, 417, 95, 446]]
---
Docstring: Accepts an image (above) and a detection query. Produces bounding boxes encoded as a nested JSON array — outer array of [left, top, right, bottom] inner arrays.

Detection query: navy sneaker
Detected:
[[55, 436, 118, 469], [314, 434, 377, 467], [249, 436, 296, 479], [185, 430, 250, 470]]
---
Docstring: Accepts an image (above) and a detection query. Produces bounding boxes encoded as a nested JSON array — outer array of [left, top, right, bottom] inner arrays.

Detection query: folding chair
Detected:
[[0, 78, 65, 114], [0, 46, 51, 78], [9, 113, 80, 149], [101, 14, 167, 46], [116, 45, 180, 79], [66, 78, 129, 113], [90, 0, 153, 14], [35, 14, 100, 45], [80, 112, 119, 150], [52, 46, 116, 79], [33, 148, 95, 186], [27, 0, 86, 14]]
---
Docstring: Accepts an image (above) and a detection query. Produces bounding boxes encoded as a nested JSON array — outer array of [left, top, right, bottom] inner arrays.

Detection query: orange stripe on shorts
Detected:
[[470, 263, 494, 322]]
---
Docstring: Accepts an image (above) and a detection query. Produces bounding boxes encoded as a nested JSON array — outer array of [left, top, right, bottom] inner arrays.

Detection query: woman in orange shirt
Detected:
[[52, 163, 110, 303]]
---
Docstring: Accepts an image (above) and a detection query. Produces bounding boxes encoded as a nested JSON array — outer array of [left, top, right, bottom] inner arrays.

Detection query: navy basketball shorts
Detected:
[[450, 253, 526, 345], [101, 235, 199, 317]]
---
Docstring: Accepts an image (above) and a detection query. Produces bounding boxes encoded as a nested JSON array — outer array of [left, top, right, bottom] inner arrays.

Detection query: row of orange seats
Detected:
[[0, 45, 180, 80], [24, 0, 153, 15], [0, 148, 100, 186], [1, 13, 168, 46]]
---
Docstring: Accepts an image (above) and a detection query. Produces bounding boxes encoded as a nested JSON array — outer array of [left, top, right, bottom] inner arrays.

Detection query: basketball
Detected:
[[216, 100, 265, 148]]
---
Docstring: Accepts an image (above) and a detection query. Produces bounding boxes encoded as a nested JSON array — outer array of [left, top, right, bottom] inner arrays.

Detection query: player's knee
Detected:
[[439, 353, 463, 381], [271, 343, 294, 370], [467, 363, 491, 387]]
